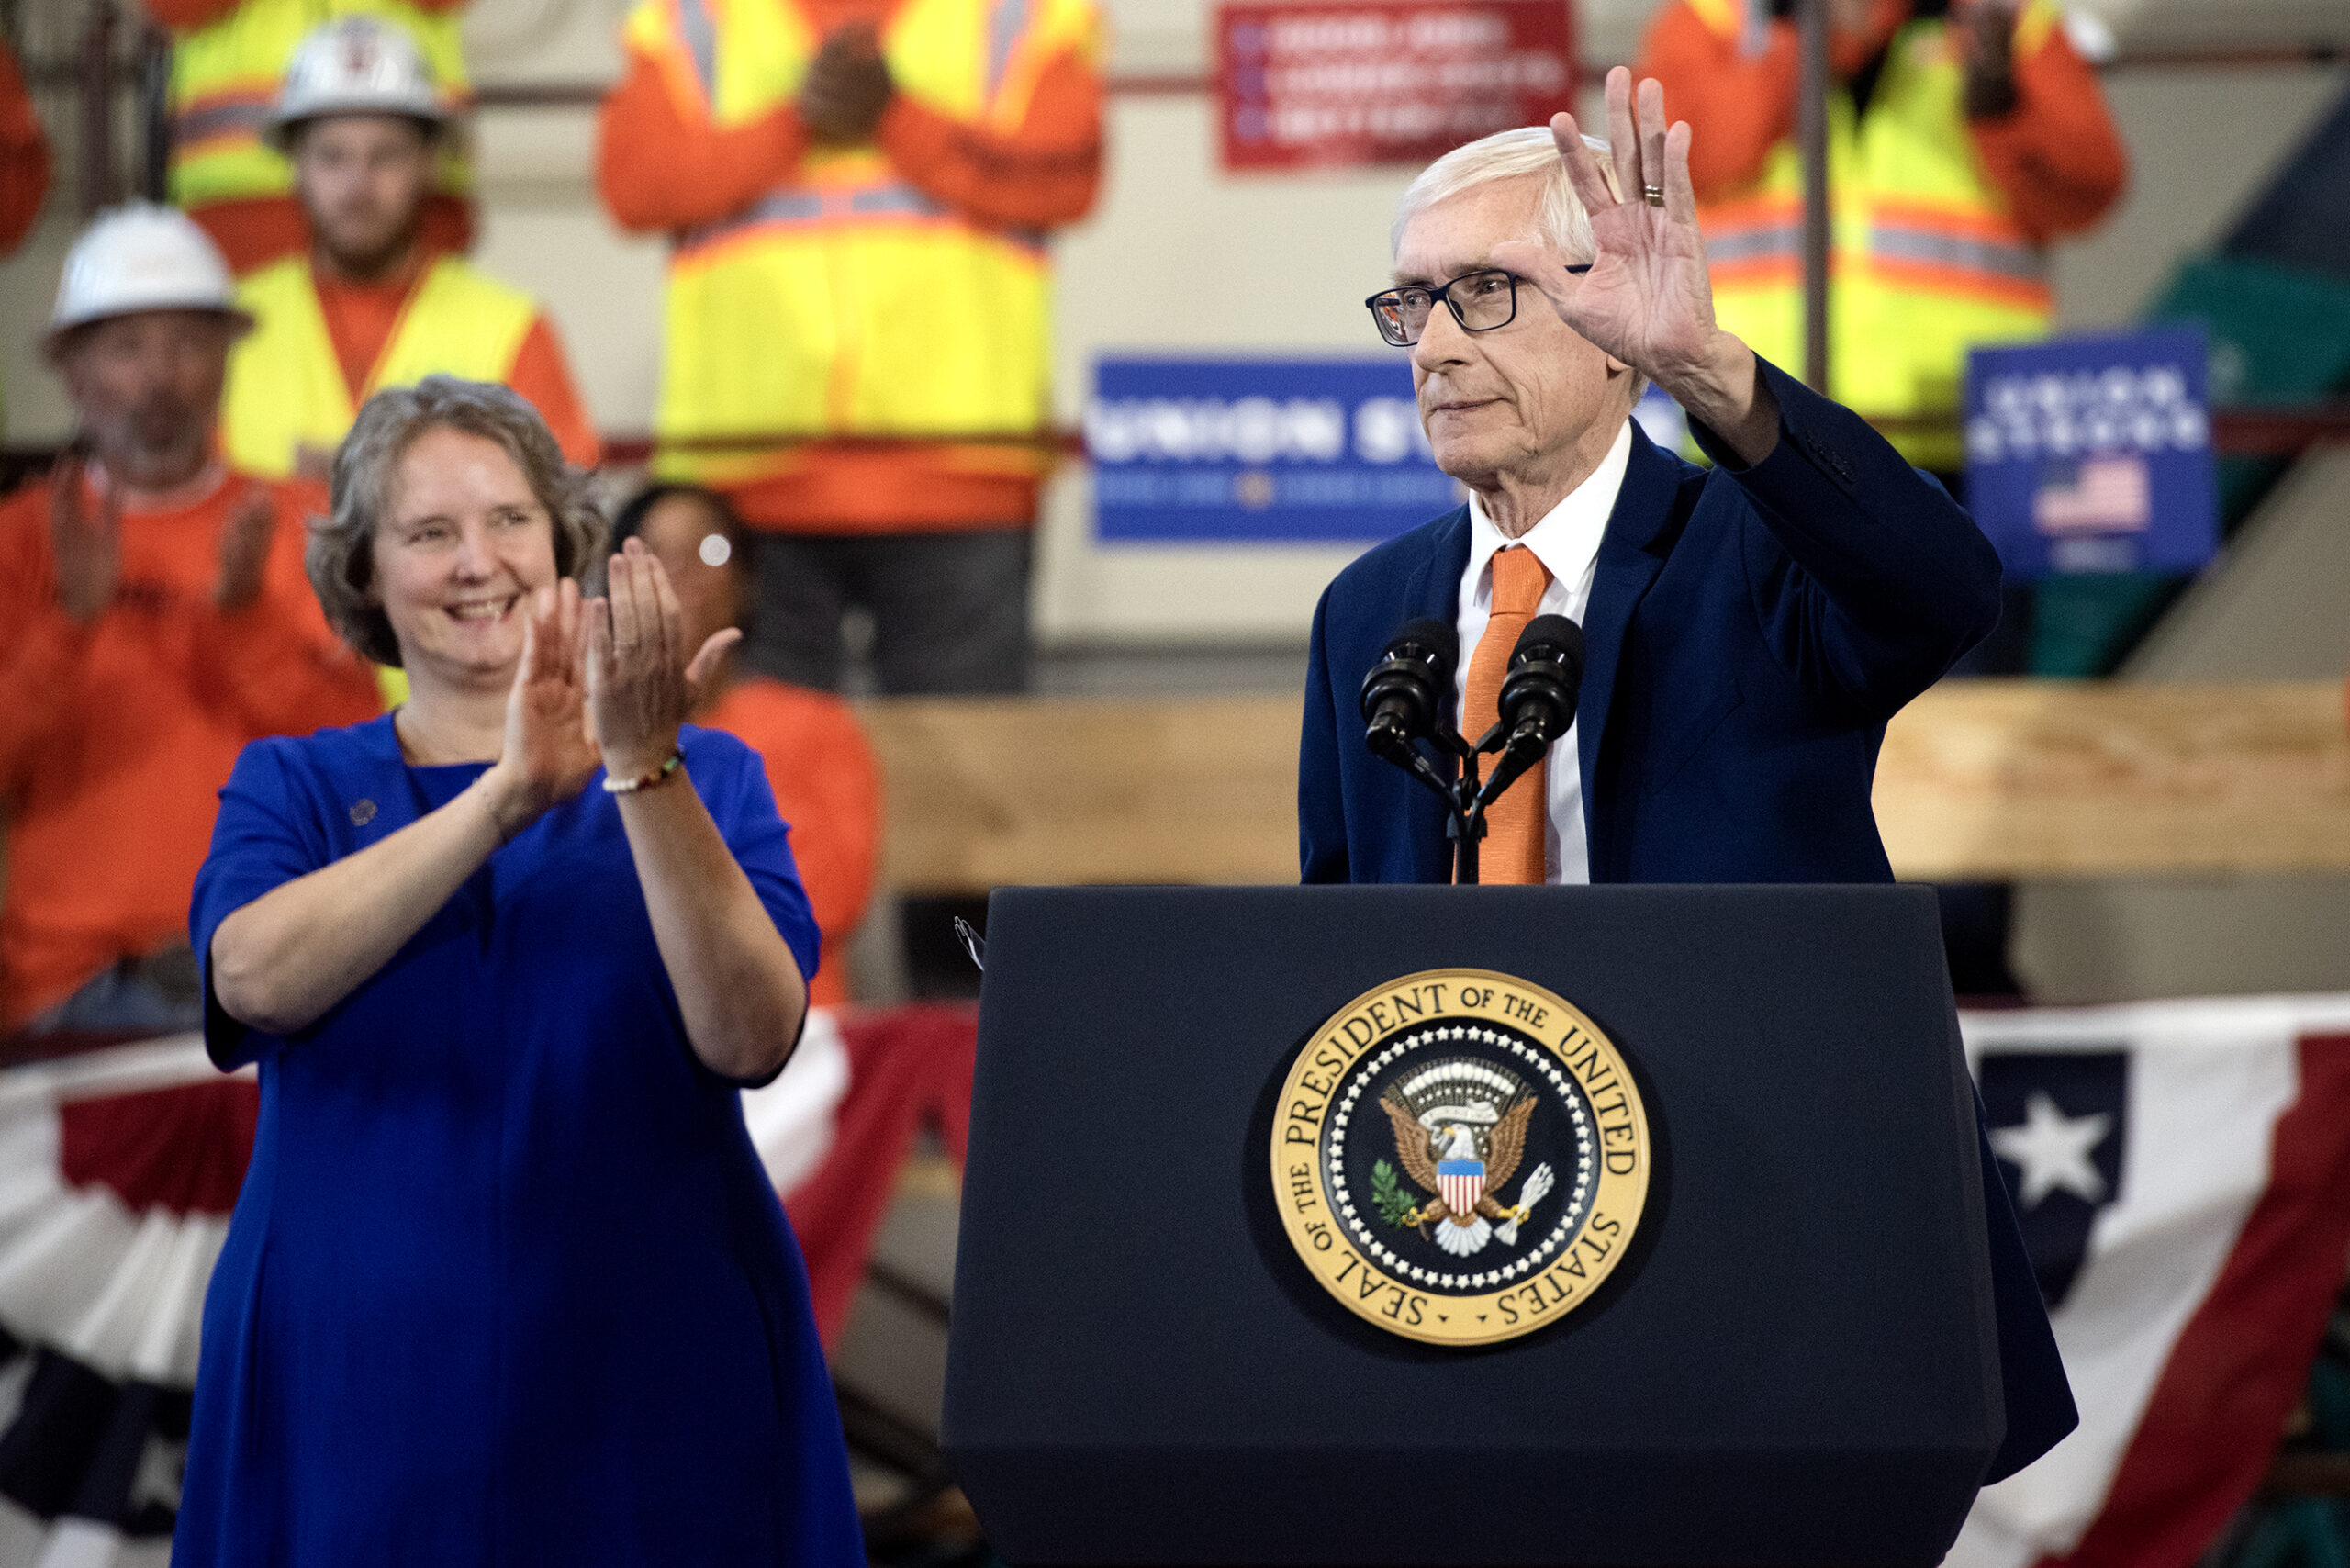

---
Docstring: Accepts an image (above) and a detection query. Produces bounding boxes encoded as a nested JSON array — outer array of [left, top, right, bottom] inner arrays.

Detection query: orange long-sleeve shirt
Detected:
[[144, 0, 475, 274], [700, 678, 880, 1008], [1635, 0, 2126, 243], [0, 467, 381, 1027], [311, 265, 601, 467], [596, 0, 1103, 532], [0, 41, 50, 260]]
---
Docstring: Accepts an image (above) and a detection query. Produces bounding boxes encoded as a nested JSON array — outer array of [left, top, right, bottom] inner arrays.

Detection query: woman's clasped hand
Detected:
[[483, 540, 744, 836]]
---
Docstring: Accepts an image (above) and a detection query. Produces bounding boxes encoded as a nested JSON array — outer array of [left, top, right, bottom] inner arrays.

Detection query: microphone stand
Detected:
[[1371, 718, 1542, 885]]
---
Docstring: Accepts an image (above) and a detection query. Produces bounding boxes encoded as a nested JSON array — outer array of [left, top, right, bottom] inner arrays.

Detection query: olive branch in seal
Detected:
[[1370, 1159, 1420, 1228]]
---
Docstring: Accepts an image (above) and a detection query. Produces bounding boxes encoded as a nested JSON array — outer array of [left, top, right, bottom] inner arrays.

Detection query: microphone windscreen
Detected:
[[1397, 617, 1460, 678], [1511, 614, 1584, 679]]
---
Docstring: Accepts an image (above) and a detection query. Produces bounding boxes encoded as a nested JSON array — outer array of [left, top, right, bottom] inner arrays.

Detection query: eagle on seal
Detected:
[[1380, 1085, 1551, 1257]]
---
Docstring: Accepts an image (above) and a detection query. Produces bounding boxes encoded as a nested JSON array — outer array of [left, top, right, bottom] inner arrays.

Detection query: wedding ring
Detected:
[[1643, 184, 1666, 207]]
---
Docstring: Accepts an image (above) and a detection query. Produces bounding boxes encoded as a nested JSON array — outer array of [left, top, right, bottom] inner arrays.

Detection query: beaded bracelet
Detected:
[[603, 752, 683, 795]]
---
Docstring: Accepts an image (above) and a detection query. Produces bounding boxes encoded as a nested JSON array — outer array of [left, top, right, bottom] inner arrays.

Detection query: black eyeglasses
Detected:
[[1365, 264, 1592, 347]]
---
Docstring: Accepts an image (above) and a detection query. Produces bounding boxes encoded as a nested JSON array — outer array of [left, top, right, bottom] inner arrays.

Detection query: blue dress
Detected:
[[174, 714, 865, 1567]]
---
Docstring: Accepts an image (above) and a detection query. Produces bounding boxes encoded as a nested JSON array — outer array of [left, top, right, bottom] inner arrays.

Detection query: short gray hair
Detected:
[[308, 375, 607, 668], [1392, 127, 1648, 406], [1391, 126, 1620, 258]]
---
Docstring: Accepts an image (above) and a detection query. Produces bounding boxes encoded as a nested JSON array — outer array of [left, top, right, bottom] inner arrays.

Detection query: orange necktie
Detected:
[[1462, 545, 1553, 885]]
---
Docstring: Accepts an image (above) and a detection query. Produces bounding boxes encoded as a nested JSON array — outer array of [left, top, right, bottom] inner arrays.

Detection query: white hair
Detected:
[[1391, 127, 1620, 258]]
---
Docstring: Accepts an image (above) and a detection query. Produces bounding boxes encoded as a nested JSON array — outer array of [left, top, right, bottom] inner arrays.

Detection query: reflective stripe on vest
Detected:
[[1695, 6, 2056, 463], [675, 175, 1048, 258], [168, 0, 473, 210], [223, 254, 537, 478], [627, 0, 1094, 484]]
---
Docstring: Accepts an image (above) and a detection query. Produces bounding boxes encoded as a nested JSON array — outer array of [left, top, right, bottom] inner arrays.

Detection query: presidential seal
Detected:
[[1270, 969, 1651, 1347]]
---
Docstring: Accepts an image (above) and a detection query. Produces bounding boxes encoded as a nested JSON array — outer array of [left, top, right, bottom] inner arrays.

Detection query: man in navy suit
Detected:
[[1298, 71, 2073, 1482], [1303, 71, 2002, 888]]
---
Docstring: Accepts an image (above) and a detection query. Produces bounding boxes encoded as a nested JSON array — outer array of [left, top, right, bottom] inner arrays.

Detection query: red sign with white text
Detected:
[[1216, 0, 1576, 173]]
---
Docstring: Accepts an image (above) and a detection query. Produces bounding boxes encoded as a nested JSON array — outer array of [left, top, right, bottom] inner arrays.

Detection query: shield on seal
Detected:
[[1438, 1159, 1484, 1216]]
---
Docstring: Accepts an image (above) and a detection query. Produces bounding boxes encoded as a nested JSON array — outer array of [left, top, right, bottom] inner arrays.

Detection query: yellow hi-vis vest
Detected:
[[222, 253, 538, 479], [1692, 0, 2059, 469], [622, 0, 1099, 487], [167, 0, 473, 215]]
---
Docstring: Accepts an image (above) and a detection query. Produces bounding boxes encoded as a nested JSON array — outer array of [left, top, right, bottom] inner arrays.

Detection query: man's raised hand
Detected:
[[1491, 68, 1779, 462], [1491, 70, 1718, 398]]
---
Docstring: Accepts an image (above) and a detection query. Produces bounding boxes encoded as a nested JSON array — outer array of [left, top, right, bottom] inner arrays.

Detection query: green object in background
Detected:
[[2150, 254, 2350, 401], [2031, 571, 2183, 677], [2146, 254, 2350, 523]]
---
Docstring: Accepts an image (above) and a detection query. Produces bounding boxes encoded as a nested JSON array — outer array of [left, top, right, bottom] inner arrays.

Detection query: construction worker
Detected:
[[148, 0, 473, 275], [221, 15, 598, 486], [0, 205, 378, 1038], [596, 0, 1104, 694], [1634, 0, 2126, 476]]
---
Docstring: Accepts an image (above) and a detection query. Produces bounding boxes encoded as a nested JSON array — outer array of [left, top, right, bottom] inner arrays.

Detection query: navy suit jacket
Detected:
[[1297, 357, 2076, 1482]]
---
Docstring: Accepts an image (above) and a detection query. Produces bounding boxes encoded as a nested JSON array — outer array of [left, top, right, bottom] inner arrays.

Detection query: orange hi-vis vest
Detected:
[[168, 0, 473, 217], [1692, 0, 2059, 469], [622, 0, 1098, 489]]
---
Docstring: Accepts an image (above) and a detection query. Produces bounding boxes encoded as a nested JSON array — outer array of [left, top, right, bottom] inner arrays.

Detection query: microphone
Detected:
[[1359, 618, 1459, 763], [1497, 614, 1584, 747], [1472, 614, 1583, 812]]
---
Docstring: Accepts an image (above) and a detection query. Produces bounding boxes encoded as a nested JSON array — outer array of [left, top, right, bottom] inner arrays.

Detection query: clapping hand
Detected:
[[47, 452, 121, 626], [1958, 0, 2021, 118], [1490, 68, 1779, 463], [799, 23, 891, 145], [484, 580, 602, 837], [588, 539, 740, 785], [213, 487, 276, 613]]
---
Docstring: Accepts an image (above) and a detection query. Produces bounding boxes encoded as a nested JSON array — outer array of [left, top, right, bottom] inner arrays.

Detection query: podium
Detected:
[[942, 885, 2004, 1566]]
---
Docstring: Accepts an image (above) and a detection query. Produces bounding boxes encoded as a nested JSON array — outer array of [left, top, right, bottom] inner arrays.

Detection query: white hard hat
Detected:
[[268, 15, 444, 143], [48, 203, 251, 338]]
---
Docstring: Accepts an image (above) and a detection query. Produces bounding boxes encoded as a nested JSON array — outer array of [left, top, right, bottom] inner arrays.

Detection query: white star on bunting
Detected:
[[1991, 1090, 2114, 1208]]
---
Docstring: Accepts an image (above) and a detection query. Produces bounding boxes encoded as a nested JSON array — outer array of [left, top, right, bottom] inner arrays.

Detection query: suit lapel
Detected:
[[1407, 503, 1472, 632], [1577, 424, 1684, 879], [1403, 506, 1471, 880]]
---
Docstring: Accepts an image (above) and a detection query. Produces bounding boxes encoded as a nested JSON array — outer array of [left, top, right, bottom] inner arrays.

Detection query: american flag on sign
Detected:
[[1948, 997, 2350, 1568], [1438, 1159, 1485, 1216], [2032, 455, 2153, 535]]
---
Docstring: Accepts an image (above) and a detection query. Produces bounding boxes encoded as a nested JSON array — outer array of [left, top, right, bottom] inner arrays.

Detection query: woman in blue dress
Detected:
[[175, 376, 864, 1566]]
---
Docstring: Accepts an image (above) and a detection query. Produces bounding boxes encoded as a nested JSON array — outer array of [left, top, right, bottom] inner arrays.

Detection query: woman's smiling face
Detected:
[[371, 424, 561, 685]]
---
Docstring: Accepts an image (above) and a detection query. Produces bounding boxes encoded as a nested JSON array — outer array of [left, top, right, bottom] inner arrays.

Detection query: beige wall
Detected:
[[2050, 62, 2350, 331]]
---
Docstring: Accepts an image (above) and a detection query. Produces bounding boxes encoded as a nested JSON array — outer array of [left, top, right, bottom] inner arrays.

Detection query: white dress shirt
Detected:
[[1453, 420, 1634, 884]]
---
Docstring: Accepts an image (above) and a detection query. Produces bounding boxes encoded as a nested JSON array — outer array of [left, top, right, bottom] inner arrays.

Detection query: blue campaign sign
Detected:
[[1088, 357, 1460, 542], [1964, 328, 2220, 579]]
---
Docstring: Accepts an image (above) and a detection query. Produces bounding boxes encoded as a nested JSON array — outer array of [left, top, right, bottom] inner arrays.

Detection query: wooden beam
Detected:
[[863, 695, 1299, 893], [860, 681, 2350, 891], [1874, 680, 2350, 879]]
